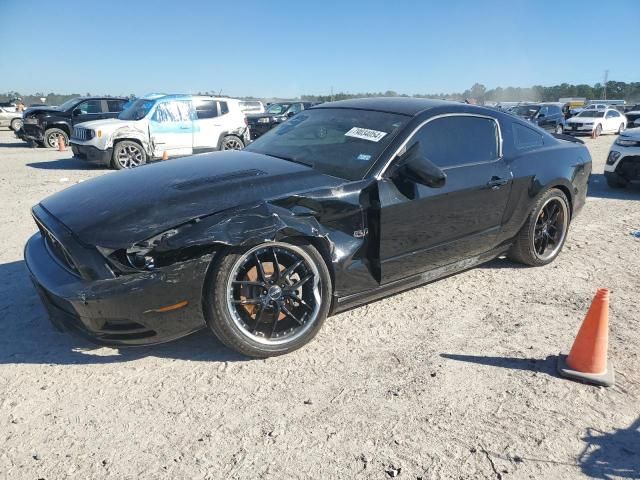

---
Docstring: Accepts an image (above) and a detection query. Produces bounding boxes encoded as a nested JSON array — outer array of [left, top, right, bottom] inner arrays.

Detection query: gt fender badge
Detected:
[[353, 228, 368, 238]]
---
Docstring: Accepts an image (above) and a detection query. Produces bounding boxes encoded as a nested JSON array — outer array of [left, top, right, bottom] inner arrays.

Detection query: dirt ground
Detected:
[[0, 128, 638, 480]]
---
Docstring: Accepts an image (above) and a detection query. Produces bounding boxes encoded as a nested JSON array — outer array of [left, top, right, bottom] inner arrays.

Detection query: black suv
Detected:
[[247, 102, 315, 139], [17, 97, 128, 148], [512, 103, 566, 134]]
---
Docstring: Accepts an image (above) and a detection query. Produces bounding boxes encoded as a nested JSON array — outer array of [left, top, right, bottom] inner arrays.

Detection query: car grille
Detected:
[[72, 127, 93, 141], [33, 214, 80, 276]]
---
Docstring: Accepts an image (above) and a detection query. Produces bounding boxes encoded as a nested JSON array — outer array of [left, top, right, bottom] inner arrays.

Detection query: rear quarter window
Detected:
[[513, 123, 544, 150]]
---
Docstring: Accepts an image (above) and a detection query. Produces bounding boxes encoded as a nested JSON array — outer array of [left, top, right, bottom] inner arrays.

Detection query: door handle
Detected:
[[487, 176, 508, 190]]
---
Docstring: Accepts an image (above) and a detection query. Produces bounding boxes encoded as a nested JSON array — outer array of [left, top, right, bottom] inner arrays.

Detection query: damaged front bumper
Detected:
[[71, 143, 113, 166], [24, 231, 209, 345]]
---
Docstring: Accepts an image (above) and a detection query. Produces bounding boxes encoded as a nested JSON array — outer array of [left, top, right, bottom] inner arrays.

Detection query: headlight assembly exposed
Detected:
[[257, 117, 271, 124]]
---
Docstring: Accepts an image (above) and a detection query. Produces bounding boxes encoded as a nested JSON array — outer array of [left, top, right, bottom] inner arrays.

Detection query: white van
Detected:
[[70, 94, 250, 169]]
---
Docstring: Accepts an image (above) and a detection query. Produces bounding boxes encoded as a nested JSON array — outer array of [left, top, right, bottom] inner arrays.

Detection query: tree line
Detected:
[[302, 81, 640, 104], [3, 81, 640, 106]]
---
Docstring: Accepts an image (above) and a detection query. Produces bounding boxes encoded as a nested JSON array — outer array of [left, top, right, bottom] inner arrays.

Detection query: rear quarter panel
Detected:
[[498, 119, 592, 243]]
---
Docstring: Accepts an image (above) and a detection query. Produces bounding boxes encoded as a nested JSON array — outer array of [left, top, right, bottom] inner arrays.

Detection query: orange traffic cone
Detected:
[[162, 151, 169, 160], [58, 134, 66, 152], [557, 288, 614, 387]]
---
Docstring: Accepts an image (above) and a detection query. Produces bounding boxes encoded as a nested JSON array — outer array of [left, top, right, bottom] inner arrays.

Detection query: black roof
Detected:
[[313, 97, 454, 116]]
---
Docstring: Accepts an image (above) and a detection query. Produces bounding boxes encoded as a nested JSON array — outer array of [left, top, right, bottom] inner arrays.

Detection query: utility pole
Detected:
[[603, 70, 609, 100], [330, 86, 334, 102]]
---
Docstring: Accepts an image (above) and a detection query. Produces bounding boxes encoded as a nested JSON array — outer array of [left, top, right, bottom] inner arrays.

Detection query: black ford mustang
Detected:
[[25, 98, 592, 357]]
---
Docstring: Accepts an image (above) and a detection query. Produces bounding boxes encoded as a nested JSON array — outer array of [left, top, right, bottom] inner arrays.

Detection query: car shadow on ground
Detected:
[[26, 158, 105, 170], [0, 260, 248, 366], [440, 353, 558, 377], [588, 173, 640, 201], [579, 417, 640, 479]]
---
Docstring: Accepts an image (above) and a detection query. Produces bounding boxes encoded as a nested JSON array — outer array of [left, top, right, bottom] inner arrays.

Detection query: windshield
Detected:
[[58, 98, 80, 110], [266, 103, 290, 115], [578, 111, 604, 118], [118, 98, 156, 120], [513, 105, 540, 118], [245, 108, 409, 180]]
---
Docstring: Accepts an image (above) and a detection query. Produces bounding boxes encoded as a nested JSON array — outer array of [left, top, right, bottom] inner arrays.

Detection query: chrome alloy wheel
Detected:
[[116, 144, 144, 168], [533, 197, 569, 261], [225, 243, 322, 345]]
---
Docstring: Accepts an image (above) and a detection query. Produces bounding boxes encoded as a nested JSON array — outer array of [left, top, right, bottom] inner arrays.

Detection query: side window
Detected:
[[288, 103, 302, 115], [550, 106, 561, 116], [75, 99, 103, 114], [106, 99, 126, 112], [610, 110, 620, 117], [219, 101, 229, 115], [152, 101, 193, 123], [195, 100, 218, 119], [538, 106, 549, 117], [513, 123, 544, 150], [411, 116, 499, 169]]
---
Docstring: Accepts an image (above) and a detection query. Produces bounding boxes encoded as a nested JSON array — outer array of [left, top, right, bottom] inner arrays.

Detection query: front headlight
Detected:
[[583, 123, 593, 126], [615, 138, 638, 147], [607, 151, 621, 165], [257, 117, 271, 124]]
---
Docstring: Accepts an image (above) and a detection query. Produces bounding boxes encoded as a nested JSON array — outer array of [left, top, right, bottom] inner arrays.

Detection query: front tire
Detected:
[[111, 140, 146, 170], [204, 241, 332, 357], [593, 124, 602, 138], [221, 135, 244, 150], [508, 188, 570, 266], [44, 128, 68, 149], [10, 118, 23, 131]]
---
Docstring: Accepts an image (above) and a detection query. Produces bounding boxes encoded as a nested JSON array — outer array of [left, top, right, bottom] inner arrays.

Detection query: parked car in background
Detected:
[[564, 108, 626, 137], [512, 103, 565, 134], [239, 100, 265, 114], [0, 105, 24, 131], [623, 106, 640, 128], [604, 128, 640, 188], [247, 101, 315, 139], [570, 103, 608, 116], [70, 94, 250, 169], [17, 97, 128, 148], [25, 98, 591, 357]]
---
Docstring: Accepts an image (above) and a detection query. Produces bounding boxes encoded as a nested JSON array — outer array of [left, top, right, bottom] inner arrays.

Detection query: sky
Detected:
[[1, 0, 639, 98]]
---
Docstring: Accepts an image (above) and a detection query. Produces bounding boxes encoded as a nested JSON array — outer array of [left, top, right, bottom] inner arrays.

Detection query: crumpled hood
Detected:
[[39, 151, 343, 249], [75, 118, 142, 134]]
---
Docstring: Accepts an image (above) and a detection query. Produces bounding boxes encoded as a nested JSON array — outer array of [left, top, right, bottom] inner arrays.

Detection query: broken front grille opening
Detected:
[[35, 220, 80, 276]]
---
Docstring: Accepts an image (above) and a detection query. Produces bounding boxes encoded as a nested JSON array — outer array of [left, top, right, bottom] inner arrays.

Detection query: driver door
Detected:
[[378, 115, 512, 284], [71, 99, 104, 126]]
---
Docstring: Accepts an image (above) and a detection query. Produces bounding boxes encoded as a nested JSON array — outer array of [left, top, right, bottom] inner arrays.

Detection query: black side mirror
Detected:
[[72, 108, 82, 116], [286, 111, 295, 118], [395, 142, 446, 188], [537, 113, 545, 118]]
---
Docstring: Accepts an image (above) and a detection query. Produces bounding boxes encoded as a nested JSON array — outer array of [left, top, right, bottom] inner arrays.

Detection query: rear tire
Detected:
[[44, 128, 68, 149], [508, 188, 571, 267], [555, 124, 563, 134], [111, 140, 146, 170], [618, 123, 625, 134], [204, 240, 332, 357]]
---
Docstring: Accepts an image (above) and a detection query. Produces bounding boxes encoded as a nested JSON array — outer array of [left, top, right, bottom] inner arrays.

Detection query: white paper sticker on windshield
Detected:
[[345, 127, 387, 142]]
